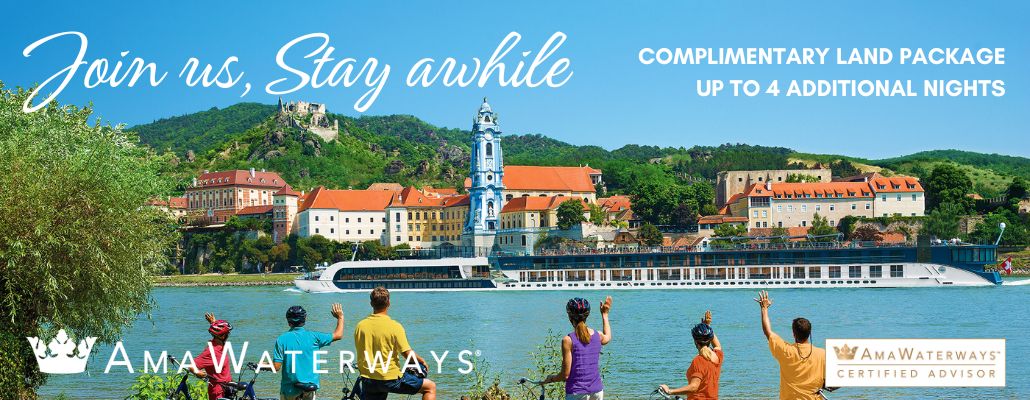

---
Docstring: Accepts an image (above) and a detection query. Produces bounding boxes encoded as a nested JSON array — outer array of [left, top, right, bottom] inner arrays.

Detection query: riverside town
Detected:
[[3, 3, 1028, 398]]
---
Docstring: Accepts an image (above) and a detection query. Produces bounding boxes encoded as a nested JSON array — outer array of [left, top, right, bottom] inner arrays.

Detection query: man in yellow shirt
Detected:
[[755, 290, 826, 400], [353, 287, 436, 400]]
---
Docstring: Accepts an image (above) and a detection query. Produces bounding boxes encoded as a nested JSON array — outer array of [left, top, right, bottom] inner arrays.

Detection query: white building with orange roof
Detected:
[[868, 176, 925, 217], [731, 181, 877, 230], [295, 186, 396, 243]]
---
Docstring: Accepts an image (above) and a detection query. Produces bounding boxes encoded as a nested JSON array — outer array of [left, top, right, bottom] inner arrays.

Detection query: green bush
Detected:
[[125, 373, 207, 400]]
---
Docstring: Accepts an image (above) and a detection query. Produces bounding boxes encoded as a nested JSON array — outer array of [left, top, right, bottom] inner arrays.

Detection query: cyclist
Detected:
[[659, 311, 723, 400], [273, 304, 345, 400], [755, 290, 826, 400], [353, 286, 437, 400], [190, 313, 234, 400], [540, 296, 613, 400]]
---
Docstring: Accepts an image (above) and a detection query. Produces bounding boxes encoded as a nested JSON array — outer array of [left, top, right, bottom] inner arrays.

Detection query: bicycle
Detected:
[[516, 378, 545, 400], [166, 355, 207, 400], [649, 386, 683, 400], [219, 362, 278, 400]]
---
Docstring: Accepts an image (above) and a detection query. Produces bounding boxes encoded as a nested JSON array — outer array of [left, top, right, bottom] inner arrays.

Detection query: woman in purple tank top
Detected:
[[541, 296, 613, 400]]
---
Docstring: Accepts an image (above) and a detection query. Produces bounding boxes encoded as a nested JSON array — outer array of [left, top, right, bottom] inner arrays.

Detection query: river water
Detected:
[[42, 283, 1029, 399]]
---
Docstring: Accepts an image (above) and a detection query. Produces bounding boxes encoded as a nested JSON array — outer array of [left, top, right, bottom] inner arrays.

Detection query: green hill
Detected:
[[135, 103, 277, 153], [131, 102, 1030, 198]]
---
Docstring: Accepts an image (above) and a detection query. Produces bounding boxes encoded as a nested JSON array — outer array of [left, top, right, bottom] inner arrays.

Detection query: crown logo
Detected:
[[26, 329, 97, 374], [833, 344, 859, 360]]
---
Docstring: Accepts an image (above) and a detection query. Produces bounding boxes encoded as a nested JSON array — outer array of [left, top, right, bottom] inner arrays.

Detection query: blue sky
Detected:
[[1, 1, 1027, 159]]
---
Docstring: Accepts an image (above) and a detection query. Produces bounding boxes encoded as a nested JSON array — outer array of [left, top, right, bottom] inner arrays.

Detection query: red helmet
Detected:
[[208, 320, 233, 337]]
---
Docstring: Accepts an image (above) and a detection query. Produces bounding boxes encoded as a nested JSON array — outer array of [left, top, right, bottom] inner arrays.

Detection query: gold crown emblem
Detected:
[[833, 344, 859, 360], [26, 329, 97, 374]]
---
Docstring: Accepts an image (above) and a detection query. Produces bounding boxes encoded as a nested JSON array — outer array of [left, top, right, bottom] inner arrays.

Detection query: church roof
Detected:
[[464, 165, 599, 193], [504, 166, 598, 192]]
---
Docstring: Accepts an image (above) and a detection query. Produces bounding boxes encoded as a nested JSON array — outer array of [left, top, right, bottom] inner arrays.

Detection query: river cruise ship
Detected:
[[293, 242, 1001, 293]]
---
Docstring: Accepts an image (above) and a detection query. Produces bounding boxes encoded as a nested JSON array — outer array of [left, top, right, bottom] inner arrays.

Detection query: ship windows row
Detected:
[[517, 265, 905, 282]]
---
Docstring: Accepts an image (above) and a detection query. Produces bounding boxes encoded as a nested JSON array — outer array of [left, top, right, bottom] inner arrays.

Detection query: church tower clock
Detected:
[[463, 98, 505, 249]]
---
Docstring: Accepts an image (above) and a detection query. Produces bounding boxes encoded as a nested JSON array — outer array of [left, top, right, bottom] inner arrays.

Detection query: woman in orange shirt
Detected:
[[659, 311, 723, 400]]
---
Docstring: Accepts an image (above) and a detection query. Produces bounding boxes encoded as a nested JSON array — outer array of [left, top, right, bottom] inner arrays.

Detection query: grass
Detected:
[[153, 273, 300, 286]]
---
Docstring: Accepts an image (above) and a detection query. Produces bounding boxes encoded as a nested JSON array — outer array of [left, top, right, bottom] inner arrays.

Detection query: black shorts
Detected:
[[357, 372, 424, 400]]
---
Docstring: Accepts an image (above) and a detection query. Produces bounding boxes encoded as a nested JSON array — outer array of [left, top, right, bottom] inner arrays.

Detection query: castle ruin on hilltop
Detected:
[[277, 98, 339, 142]]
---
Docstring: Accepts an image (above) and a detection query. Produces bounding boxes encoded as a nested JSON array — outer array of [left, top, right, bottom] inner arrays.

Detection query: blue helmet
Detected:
[[566, 298, 590, 319], [691, 323, 714, 344]]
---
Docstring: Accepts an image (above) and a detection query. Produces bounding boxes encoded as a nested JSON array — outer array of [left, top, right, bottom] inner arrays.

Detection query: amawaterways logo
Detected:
[[826, 339, 1005, 387]]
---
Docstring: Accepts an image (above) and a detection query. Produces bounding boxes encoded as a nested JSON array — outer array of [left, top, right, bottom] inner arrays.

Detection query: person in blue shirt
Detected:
[[273, 304, 344, 400]]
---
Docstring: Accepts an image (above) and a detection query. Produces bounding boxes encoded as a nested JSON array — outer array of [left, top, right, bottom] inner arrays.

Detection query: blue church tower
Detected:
[[464, 98, 505, 249]]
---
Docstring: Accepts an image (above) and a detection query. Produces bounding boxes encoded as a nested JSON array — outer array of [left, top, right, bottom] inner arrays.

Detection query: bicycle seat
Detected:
[[222, 381, 246, 390], [293, 382, 319, 392]]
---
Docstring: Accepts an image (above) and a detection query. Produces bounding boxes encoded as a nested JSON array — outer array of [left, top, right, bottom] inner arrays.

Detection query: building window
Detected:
[[865, 203, 871, 210], [829, 205, 835, 211], [358, 218, 362, 223], [809, 267, 821, 278], [912, 194, 918, 201], [358, 230, 362, 235], [330, 215, 334, 221], [849, 266, 861, 278], [801, 220, 807, 227], [762, 210, 767, 217], [330, 228, 335, 234], [315, 228, 320, 234], [829, 266, 841, 278], [882, 195, 887, 201], [521, 235, 527, 246], [897, 195, 902, 201], [869, 265, 882, 278], [851, 204, 857, 210], [315, 216, 319, 222], [486, 142, 493, 156], [396, 236, 401, 241], [801, 205, 807, 212], [890, 265, 904, 278]]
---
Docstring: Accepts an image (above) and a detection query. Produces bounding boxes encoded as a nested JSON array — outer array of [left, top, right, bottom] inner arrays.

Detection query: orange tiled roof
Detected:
[[299, 186, 399, 212], [598, 195, 632, 212], [192, 170, 287, 189], [237, 205, 274, 215], [168, 197, 188, 209], [869, 176, 923, 193], [744, 182, 874, 199], [274, 184, 300, 197], [386, 187, 470, 209], [724, 192, 747, 206], [463, 166, 599, 192], [442, 194, 470, 207], [698, 215, 749, 224], [501, 196, 587, 213], [367, 183, 404, 191]]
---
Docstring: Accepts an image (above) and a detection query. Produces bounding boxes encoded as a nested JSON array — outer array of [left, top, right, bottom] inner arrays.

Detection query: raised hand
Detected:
[[331, 303, 344, 319], [599, 296, 613, 314], [205, 313, 216, 324], [753, 290, 773, 309]]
